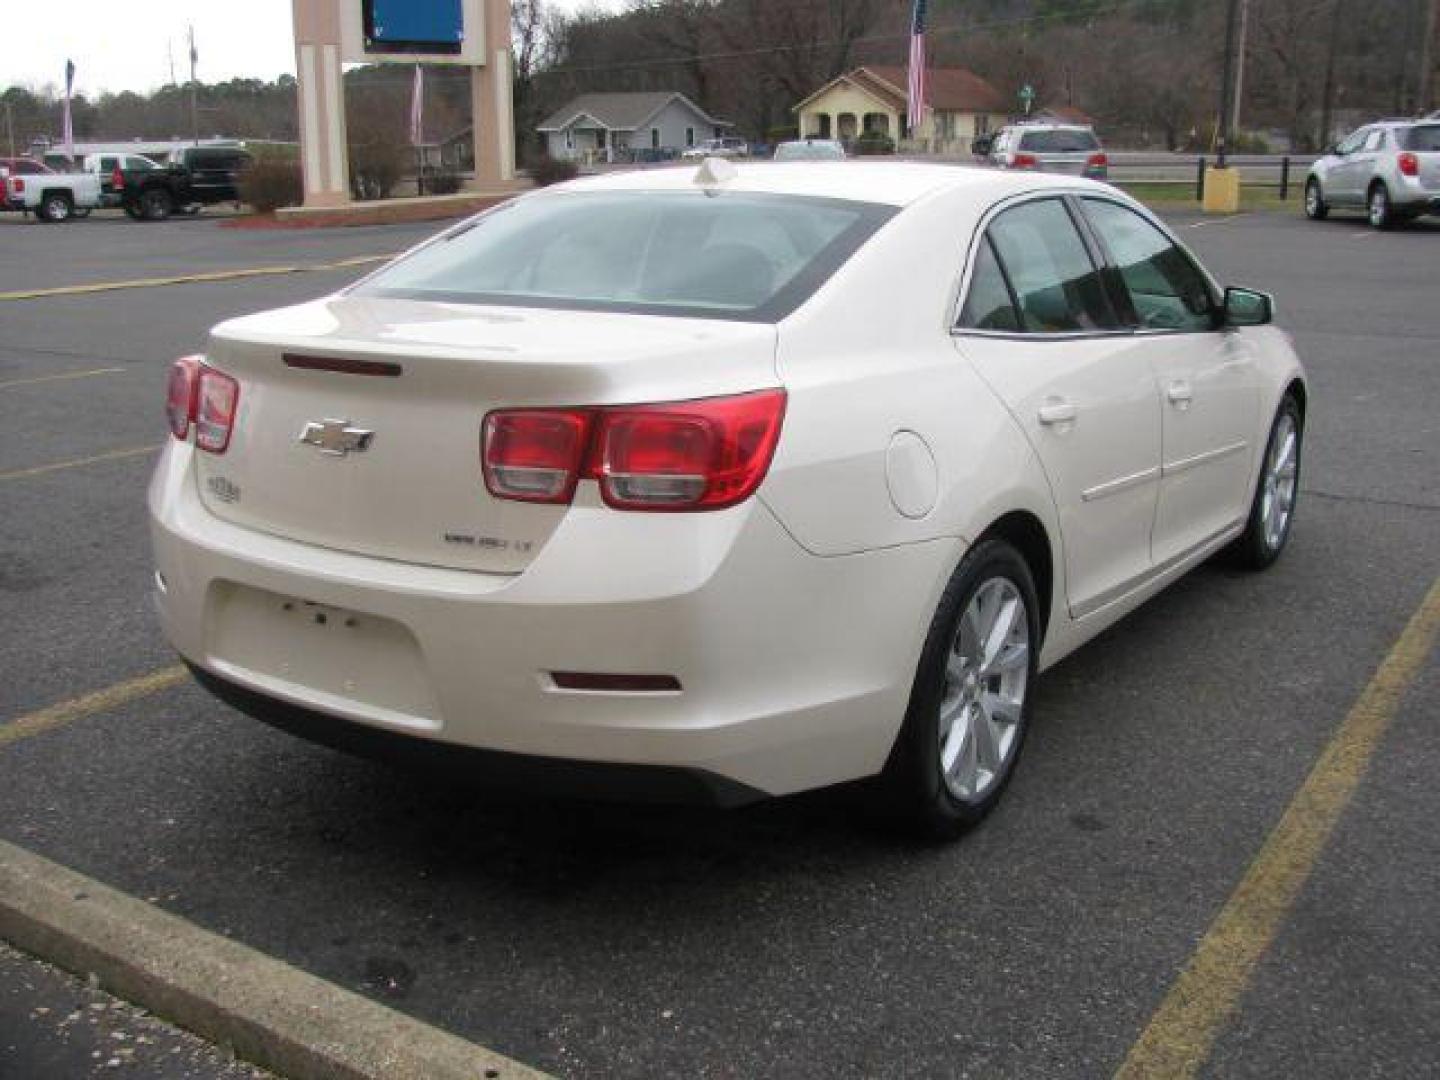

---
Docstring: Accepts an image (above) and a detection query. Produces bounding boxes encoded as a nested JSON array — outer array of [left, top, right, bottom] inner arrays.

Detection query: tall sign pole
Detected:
[[1216, 0, 1241, 169], [292, 0, 351, 207]]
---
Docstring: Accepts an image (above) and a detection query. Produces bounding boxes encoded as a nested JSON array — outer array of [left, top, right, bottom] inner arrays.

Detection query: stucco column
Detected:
[[292, 0, 350, 207], [470, 0, 516, 187]]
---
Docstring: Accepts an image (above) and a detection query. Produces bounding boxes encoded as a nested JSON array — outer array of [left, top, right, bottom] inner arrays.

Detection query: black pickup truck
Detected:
[[119, 146, 253, 221]]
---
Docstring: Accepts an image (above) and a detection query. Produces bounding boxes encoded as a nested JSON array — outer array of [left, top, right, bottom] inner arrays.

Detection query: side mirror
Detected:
[[1224, 286, 1274, 327], [1326, 143, 1341, 156]]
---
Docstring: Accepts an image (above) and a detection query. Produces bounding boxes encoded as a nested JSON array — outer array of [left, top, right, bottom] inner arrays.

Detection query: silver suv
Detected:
[[989, 123, 1108, 181], [1305, 119, 1440, 228]]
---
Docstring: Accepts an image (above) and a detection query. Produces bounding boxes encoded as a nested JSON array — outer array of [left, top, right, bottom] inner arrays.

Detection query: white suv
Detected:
[[682, 137, 748, 160], [1305, 119, 1440, 228]]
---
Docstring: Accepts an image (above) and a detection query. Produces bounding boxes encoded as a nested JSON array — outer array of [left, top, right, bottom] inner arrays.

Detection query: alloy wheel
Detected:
[[938, 577, 1029, 802], [1260, 412, 1299, 552]]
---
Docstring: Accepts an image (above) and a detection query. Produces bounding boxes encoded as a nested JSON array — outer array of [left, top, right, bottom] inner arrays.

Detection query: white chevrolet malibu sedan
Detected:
[[150, 162, 1306, 837]]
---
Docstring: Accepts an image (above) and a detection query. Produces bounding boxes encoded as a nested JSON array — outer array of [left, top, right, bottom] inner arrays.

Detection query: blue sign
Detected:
[[364, 0, 464, 55]]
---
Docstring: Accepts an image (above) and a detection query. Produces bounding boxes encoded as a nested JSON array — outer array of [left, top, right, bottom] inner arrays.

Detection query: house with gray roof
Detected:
[[537, 91, 730, 161]]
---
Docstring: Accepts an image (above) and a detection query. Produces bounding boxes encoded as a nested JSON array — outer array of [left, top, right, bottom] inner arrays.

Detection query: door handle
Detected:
[[1037, 400, 1078, 426], [1167, 381, 1193, 408]]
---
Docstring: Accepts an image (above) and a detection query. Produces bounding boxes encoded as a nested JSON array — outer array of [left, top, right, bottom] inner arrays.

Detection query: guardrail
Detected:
[[1105, 153, 1319, 199]]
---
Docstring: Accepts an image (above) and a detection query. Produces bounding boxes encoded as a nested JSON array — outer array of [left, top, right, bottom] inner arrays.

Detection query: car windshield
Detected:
[[775, 143, 844, 161], [1401, 125, 1440, 152], [356, 191, 895, 322], [1019, 129, 1101, 153]]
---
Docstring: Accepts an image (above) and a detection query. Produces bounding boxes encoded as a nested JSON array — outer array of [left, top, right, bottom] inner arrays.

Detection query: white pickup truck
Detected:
[[4, 166, 102, 222]]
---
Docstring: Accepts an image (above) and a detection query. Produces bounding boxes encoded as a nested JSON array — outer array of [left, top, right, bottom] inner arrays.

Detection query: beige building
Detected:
[[792, 66, 1009, 152]]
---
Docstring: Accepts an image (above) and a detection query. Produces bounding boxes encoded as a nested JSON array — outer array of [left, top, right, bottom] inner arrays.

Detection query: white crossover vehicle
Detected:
[[150, 162, 1306, 836]]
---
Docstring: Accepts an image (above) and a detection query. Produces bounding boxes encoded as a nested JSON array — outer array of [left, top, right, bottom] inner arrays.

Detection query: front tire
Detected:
[[1368, 182, 1395, 230], [1230, 395, 1303, 570], [1304, 178, 1328, 220], [883, 538, 1040, 839]]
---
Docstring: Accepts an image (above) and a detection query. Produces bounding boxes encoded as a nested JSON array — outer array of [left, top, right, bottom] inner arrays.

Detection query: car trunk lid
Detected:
[[194, 294, 779, 573]]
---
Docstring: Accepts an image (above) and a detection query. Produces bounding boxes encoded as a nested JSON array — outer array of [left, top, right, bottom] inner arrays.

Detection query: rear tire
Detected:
[[882, 538, 1040, 840], [140, 187, 173, 221], [37, 192, 73, 222], [1229, 394, 1303, 570], [1304, 178, 1328, 220], [1367, 182, 1395, 230]]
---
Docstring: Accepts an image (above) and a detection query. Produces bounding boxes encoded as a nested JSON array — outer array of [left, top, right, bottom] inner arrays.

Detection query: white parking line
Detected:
[[0, 367, 125, 391]]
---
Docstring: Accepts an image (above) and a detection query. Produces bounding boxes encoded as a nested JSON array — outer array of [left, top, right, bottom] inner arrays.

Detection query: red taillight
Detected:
[[166, 355, 201, 439], [1011, 152, 1038, 169], [481, 389, 787, 512], [1399, 151, 1419, 177], [195, 367, 239, 453], [111, 165, 125, 190], [1086, 152, 1108, 169], [482, 409, 592, 503], [10, 176, 23, 194]]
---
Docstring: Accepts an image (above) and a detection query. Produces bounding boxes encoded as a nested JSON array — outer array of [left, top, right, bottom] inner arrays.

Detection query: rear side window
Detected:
[[1081, 199, 1216, 333], [357, 191, 896, 322], [1019, 129, 1100, 153], [1401, 125, 1440, 151], [958, 238, 1020, 332], [982, 199, 1116, 333]]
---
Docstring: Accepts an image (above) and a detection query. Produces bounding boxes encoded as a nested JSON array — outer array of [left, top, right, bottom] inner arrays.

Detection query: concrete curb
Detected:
[[0, 840, 549, 1080]]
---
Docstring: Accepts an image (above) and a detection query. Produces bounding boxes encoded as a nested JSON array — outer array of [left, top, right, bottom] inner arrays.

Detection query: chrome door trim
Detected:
[[1080, 465, 1161, 503], [1162, 439, 1248, 477]]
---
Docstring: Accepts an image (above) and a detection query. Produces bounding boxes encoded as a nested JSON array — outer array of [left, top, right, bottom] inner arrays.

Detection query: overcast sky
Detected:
[[1, 0, 621, 97]]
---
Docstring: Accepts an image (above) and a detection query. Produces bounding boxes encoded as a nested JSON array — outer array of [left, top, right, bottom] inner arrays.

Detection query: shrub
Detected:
[[426, 169, 463, 195], [529, 154, 580, 187], [239, 157, 302, 212], [852, 132, 896, 156]]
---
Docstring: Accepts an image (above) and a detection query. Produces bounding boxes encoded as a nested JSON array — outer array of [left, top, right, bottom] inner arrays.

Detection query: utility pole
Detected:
[[1319, 0, 1343, 148], [1216, 0, 1241, 167], [1420, 0, 1438, 114], [1231, 0, 1250, 135], [168, 39, 177, 87], [188, 24, 199, 146], [4, 101, 14, 159]]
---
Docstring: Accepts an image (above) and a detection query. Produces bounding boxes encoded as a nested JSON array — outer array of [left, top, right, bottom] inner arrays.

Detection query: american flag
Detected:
[[906, 0, 928, 135], [409, 64, 425, 147]]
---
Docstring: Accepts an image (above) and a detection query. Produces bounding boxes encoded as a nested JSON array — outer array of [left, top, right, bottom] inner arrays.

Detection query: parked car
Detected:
[[681, 137, 748, 160], [83, 151, 160, 208], [151, 164, 1305, 838], [773, 139, 846, 162], [121, 145, 253, 220], [970, 133, 995, 158], [989, 123, 1108, 181], [0, 157, 53, 211], [1304, 118, 1440, 229], [4, 164, 102, 221]]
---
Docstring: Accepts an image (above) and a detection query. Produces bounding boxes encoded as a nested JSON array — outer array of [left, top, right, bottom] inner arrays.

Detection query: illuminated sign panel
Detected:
[[363, 0, 465, 55]]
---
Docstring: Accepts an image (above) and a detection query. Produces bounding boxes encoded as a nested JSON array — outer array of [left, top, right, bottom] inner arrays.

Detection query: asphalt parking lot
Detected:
[[1, 205, 1437, 1079]]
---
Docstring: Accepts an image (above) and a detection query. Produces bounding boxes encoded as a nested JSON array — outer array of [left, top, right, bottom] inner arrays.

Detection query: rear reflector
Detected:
[[195, 368, 240, 453], [166, 355, 201, 439], [481, 389, 786, 512], [1399, 152, 1419, 177], [551, 672, 682, 693]]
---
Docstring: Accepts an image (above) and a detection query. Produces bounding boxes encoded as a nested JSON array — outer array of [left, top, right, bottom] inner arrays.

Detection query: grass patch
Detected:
[[1117, 182, 1302, 213]]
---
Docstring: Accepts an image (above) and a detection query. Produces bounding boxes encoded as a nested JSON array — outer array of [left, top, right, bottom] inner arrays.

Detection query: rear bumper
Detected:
[[149, 441, 955, 799]]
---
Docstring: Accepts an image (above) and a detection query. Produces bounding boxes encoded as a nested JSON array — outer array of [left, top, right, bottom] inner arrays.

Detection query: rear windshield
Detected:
[[356, 191, 896, 322], [1401, 125, 1440, 152], [775, 142, 845, 161], [1019, 129, 1101, 153]]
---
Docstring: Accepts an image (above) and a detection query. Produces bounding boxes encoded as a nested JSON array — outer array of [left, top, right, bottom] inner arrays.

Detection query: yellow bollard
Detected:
[[1202, 166, 1242, 213]]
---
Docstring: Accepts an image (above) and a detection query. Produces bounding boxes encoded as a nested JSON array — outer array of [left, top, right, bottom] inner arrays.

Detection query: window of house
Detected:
[[981, 199, 1117, 334], [686, 127, 695, 147], [651, 128, 660, 149], [1081, 199, 1216, 333], [565, 129, 574, 150]]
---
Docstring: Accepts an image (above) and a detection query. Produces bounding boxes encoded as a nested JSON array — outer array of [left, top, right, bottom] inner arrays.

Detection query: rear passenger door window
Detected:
[[1080, 199, 1217, 333], [957, 237, 1020, 332], [981, 198, 1117, 333]]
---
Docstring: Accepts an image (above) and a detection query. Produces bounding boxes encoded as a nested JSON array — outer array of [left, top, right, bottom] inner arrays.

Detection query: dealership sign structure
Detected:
[[291, 0, 515, 207]]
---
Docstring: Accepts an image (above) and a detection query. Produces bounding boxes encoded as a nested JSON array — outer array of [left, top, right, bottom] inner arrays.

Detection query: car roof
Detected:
[[553, 161, 1095, 207]]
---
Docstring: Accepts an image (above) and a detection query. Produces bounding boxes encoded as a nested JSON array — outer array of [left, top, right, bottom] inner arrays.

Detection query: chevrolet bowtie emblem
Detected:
[[298, 419, 375, 457]]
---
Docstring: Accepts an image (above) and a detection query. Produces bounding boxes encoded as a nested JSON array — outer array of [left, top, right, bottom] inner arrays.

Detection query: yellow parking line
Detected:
[[1115, 574, 1440, 1080], [0, 666, 189, 750], [0, 254, 392, 301], [0, 367, 125, 390], [0, 444, 161, 483]]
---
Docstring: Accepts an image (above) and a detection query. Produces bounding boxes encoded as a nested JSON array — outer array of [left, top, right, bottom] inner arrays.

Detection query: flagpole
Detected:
[[189, 25, 199, 147]]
